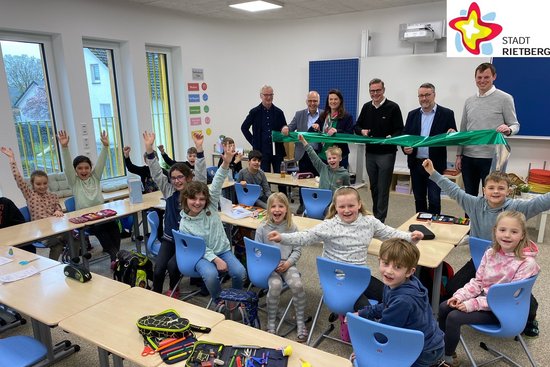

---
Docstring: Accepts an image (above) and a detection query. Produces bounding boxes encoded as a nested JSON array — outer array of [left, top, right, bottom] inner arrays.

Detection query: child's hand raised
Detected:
[[143, 131, 156, 153], [422, 159, 435, 175], [57, 130, 70, 147], [122, 146, 131, 158], [220, 147, 236, 169], [191, 131, 204, 151], [157, 144, 165, 154], [267, 231, 282, 242], [0, 147, 15, 162], [298, 134, 308, 146], [100, 130, 109, 147]]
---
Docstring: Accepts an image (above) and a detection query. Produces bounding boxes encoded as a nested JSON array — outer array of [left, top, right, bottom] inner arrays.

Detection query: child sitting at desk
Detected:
[[2, 147, 65, 260], [237, 150, 271, 209], [216, 136, 243, 178], [178, 148, 247, 302], [298, 134, 350, 192], [58, 130, 120, 266], [423, 158, 550, 337], [353, 238, 445, 367]]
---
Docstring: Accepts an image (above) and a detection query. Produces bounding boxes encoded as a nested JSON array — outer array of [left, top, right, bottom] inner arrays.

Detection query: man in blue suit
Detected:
[[282, 91, 323, 214], [403, 83, 457, 214]]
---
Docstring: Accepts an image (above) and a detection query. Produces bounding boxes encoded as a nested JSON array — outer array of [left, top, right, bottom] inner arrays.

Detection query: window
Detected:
[[90, 63, 101, 84], [146, 49, 174, 158], [0, 37, 61, 177], [83, 43, 124, 179]]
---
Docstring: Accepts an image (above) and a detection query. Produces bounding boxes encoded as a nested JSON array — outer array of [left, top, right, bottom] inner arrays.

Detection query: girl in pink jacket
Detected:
[[438, 211, 540, 367]]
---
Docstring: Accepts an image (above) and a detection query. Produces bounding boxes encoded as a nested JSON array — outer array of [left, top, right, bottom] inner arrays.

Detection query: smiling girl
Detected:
[[255, 192, 307, 341], [268, 186, 423, 303]]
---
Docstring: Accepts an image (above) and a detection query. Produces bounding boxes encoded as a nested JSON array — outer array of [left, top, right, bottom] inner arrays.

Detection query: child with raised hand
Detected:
[[438, 211, 540, 367], [58, 130, 120, 264], [354, 238, 445, 367], [423, 158, 549, 336], [144, 131, 207, 296], [178, 147, 247, 302], [268, 186, 424, 303], [216, 136, 243, 175], [255, 192, 307, 342], [298, 134, 350, 192], [237, 150, 271, 208], [1, 147, 65, 260]]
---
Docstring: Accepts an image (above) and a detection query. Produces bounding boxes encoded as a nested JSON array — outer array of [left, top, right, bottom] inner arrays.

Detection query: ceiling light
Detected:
[[229, 1, 283, 12]]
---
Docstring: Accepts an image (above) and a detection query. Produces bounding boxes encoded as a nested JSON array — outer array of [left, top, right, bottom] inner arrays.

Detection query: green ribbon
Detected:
[[272, 129, 508, 148]]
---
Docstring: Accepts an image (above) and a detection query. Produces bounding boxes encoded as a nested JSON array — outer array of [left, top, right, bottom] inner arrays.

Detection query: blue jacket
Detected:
[[358, 275, 444, 353], [241, 103, 287, 158]]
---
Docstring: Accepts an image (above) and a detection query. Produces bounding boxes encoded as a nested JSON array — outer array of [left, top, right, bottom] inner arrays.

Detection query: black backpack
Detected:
[[113, 250, 153, 289]]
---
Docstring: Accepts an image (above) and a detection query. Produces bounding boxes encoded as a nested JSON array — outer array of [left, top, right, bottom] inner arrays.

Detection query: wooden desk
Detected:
[[265, 172, 319, 188], [0, 265, 129, 365], [0, 248, 59, 275], [197, 320, 352, 367], [369, 214, 469, 313], [59, 287, 225, 367], [220, 213, 322, 231]]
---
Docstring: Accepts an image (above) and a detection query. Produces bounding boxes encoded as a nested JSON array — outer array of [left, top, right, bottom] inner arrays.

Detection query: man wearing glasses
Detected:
[[402, 83, 456, 215], [241, 85, 287, 176], [354, 78, 404, 223]]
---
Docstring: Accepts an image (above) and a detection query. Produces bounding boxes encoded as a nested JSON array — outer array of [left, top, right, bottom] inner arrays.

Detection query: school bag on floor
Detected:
[[113, 249, 154, 288], [418, 262, 454, 303]]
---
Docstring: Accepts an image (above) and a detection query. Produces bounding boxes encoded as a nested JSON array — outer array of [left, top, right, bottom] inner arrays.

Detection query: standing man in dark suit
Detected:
[[354, 78, 403, 223], [403, 83, 457, 214], [282, 90, 323, 214], [241, 85, 287, 175]]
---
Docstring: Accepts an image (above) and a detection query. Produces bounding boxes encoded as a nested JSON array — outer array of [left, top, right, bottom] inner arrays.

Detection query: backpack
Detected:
[[418, 262, 454, 303], [113, 250, 153, 289]]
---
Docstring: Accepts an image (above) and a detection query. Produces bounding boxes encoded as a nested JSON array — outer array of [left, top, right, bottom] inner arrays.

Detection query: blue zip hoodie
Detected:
[[358, 275, 444, 353]]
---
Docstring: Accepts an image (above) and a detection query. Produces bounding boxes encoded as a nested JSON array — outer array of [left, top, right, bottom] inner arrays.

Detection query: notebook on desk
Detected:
[[220, 197, 253, 219]]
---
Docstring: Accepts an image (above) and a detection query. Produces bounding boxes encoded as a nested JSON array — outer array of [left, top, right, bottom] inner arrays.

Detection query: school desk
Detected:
[[220, 213, 322, 231], [197, 320, 352, 367], [59, 287, 225, 367], [0, 248, 59, 275], [0, 264, 129, 365]]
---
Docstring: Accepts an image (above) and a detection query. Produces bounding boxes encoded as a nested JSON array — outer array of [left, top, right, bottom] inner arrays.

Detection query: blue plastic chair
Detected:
[[346, 312, 424, 367], [469, 236, 491, 270], [459, 275, 538, 367], [235, 183, 261, 206], [19, 206, 46, 249], [206, 166, 218, 184], [301, 188, 332, 219], [64, 196, 76, 212], [146, 211, 161, 256], [308, 257, 375, 347], [0, 335, 47, 367]]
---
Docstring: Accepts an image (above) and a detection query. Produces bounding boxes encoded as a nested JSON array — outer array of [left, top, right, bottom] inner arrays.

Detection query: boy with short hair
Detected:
[[355, 238, 445, 367], [237, 150, 271, 208], [299, 134, 350, 192], [217, 137, 243, 175], [423, 158, 550, 336], [157, 145, 197, 171]]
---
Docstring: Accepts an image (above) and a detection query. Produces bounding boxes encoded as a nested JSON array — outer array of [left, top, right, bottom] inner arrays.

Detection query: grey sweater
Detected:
[[430, 171, 550, 240], [255, 221, 301, 265], [304, 144, 350, 191]]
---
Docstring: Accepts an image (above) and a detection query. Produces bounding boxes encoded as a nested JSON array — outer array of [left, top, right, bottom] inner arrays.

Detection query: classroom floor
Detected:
[[4, 187, 549, 366]]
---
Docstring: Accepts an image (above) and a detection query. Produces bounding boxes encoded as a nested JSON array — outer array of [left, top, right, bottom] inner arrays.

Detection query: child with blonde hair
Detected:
[[2, 146, 65, 260], [255, 192, 307, 342]]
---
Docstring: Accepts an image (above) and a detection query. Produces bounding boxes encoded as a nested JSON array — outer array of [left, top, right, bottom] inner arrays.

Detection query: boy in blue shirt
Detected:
[[354, 238, 445, 367]]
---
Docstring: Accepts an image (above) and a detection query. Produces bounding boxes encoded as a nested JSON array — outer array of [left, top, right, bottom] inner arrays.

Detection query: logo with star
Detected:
[[449, 2, 503, 55]]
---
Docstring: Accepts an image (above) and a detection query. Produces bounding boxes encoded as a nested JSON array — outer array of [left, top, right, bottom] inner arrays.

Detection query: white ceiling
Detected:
[[113, 0, 440, 21]]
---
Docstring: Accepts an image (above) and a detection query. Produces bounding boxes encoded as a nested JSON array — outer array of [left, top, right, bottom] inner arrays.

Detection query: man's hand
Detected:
[[496, 124, 512, 136], [123, 146, 131, 158], [422, 159, 436, 175], [360, 129, 370, 136], [57, 130, 70, 147], [281, 126, 289, 136], [455, 155, 462, 171], [403, 147, 413, 155], [143, 131, 156, 154]]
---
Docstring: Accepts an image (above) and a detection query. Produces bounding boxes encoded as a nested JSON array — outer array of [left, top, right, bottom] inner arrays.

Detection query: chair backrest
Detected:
[[0, 335, 47, 367], [235, 183, 262, 206], [469, 236, 492, 270], [483, 275, 538, 338], [244, 237, 281, 289], [206, 166, 218, 182], [146, 211, 161, 256], [171, 229, 206, 278], [316, 257, 371, 315], [301, 188, 332, 219], [64, 196, 76, 212], [19, 206, 31, 222], [346, 312, 424, 367]]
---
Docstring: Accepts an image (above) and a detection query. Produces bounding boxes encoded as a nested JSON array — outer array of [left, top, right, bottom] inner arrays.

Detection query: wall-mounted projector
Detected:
[[399, 21, 445, 43]]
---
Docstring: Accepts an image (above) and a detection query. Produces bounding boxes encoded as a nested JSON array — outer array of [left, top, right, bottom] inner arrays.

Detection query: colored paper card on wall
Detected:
[[188, 94, 200, 103], [190, 117, 202, 126], [187, 83, 199, 91], [189, 106, 201, 114]]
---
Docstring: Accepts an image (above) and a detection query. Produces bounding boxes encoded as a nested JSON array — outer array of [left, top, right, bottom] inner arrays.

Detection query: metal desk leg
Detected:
[[98, 348, 111, 367], [80, 228, 90, 269], [32, 318, 79, 366], [140, 210, 150, 256], [113, 354, 124, 367], [132, 212, 142, 254], [431, 264, 443, 315]]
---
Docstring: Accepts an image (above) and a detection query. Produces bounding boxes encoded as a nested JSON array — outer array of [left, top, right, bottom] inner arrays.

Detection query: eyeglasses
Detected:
[[369, 88, 383, 94], [170, 175, 186, 182], [418, 93, 433, 98], [261, 93, 274, 97]]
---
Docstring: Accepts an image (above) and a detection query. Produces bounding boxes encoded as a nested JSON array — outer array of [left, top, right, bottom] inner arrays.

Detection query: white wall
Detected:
[[0, 0, 547, 204]]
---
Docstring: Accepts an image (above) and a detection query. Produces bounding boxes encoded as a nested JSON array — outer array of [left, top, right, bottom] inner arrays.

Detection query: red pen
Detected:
[[236, 355, 243, 367]]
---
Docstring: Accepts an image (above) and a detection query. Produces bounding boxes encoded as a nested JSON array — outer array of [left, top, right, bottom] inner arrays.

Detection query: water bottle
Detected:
[[280, 161, 286, 178]]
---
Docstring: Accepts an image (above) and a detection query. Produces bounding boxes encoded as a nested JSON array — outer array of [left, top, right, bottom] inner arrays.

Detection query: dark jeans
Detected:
[[365, 152, 396, 223], [410, 158, 442, 214], [152, 239, 180, 293], [461, 156, 492, 197], [354, 276, 385, 311], [88, 221, 121, 261]]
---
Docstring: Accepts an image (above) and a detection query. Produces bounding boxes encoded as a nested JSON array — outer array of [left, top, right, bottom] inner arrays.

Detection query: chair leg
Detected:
[[459, 335, 478, 367], [306, 295, 324, 346], [275, 299, 295, 336], [477, 335, 536, 367]]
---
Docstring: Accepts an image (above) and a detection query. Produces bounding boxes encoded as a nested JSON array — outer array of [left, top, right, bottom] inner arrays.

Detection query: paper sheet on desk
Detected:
[[0, 257, 14, 266], [0, 266, 39, 283], [220, 197, 253, 219]]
